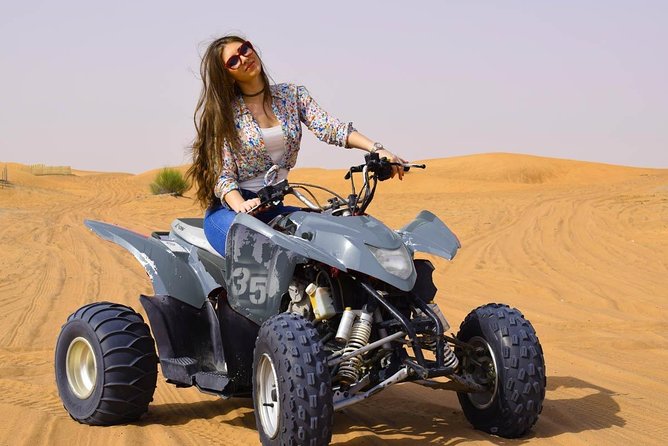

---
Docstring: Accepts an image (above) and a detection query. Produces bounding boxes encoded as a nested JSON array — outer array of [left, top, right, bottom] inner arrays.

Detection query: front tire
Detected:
[[456, 303, 546, 438], [55, 302, 158, 425], [253, 313, 333, 445]]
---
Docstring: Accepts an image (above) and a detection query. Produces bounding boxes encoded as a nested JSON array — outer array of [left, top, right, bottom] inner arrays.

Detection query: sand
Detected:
[[0, 153, 667, 445]]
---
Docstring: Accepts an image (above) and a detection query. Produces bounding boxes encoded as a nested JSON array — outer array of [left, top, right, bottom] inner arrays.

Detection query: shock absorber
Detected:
[[442, 343, 459, 369], [336, 309, 374, 386], [419, 303, 459, 370], [421, 334, 459, 370]]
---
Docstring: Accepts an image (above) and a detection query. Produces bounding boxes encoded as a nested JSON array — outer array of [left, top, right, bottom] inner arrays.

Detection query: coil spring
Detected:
[[336, 316, 373, 385], [422, 335, 459, 370], [421, 334, 438, 350], [443, 343, 459, 369]]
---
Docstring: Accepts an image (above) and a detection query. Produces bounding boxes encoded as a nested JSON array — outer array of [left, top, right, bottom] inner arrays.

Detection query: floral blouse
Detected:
[[214, 83, 356, 200]]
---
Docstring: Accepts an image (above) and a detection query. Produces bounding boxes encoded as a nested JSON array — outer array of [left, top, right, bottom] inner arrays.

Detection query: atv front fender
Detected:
[[84, 220, 208, 307], [397, 210, 461, 260]]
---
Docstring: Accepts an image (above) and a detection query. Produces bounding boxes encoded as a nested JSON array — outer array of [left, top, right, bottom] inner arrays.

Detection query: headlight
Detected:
[[368, 245, 413, 279]]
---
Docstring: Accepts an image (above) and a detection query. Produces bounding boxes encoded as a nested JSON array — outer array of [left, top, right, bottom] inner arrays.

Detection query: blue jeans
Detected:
[[204, 189, 301, 256]]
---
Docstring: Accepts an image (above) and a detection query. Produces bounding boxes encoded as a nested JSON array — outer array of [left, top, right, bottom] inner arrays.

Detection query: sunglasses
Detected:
[[224, 41, 254, 70]]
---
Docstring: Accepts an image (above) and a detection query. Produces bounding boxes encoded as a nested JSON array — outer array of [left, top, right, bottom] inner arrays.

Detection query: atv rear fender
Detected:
[[84, 220, 220, 308]]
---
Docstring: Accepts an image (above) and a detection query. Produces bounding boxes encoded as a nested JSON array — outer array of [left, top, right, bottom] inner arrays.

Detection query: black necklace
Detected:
[[242, 87, 265, 97]]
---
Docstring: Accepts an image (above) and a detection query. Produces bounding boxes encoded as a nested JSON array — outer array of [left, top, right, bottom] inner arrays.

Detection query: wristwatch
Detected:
[[369, 142, 384, 154]]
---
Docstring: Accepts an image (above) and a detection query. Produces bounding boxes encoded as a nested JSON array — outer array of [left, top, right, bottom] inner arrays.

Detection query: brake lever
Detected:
[[385, 162, 426, 173], [389, 162, 426, 170], [403, 163, 426, 169], [247, 201, 269, 215]]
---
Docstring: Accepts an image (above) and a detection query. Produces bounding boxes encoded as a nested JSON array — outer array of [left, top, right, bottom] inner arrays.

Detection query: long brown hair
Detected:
[[186, 35, 272, 208]]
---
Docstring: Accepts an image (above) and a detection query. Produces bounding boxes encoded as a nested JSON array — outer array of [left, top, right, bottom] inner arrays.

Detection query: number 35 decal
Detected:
[[232, 267, 267, 305]]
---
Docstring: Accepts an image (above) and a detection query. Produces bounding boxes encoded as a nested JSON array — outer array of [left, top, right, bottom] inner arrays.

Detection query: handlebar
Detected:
[[344, 153, 425, 180], [250, 154, 427, 215]]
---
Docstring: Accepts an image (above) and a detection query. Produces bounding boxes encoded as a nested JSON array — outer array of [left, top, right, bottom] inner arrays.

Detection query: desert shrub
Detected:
[[150, 168, 189, 196]]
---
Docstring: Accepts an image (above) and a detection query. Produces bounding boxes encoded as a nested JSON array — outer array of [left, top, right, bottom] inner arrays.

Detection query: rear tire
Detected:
[[252, 313, 333, 446], [456, 303, 546, 438], [55, 302, 158, 425]]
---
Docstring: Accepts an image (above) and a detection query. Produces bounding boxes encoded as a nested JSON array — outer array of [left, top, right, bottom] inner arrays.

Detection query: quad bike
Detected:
[[55, 153, 546, 444]]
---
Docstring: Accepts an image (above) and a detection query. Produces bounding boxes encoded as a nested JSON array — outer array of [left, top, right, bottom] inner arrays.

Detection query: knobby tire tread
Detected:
[[457, 303, 546, 438], [254, 313, 333, 446]]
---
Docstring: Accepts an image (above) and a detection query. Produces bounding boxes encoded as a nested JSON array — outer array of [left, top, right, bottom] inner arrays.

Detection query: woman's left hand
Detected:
[[376, 149, 408, 180]]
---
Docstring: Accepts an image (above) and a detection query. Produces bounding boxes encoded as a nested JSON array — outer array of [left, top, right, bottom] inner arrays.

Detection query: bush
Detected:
[[150, 168, 189, 196]]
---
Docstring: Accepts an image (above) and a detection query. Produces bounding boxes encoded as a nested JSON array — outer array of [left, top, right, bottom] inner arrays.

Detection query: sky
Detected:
[[1, 0, 667, 173]]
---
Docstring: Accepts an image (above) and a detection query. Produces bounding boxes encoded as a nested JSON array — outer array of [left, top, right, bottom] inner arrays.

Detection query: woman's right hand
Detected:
[[234, 198, 261, 214], [375, 148, 408, 180]]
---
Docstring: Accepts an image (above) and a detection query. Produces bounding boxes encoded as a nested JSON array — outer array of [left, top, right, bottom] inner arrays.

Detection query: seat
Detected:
[[171, 218, 222, 257]]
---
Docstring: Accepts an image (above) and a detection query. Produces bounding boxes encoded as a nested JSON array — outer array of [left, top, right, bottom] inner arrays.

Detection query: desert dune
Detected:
[[0, 153, 666, 445]]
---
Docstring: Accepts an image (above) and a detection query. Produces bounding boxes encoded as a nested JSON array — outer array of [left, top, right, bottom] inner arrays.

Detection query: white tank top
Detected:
[[239, 125, 289, 192]]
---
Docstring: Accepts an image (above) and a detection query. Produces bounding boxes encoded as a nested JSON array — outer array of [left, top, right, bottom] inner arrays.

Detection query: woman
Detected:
[[187, 35, 406, 256]]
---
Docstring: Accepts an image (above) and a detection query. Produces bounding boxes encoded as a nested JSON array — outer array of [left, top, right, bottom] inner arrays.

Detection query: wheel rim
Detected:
[[465, 336, 499, 409], [65, 336, 97, 399], [256, 353, 280, 438]]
